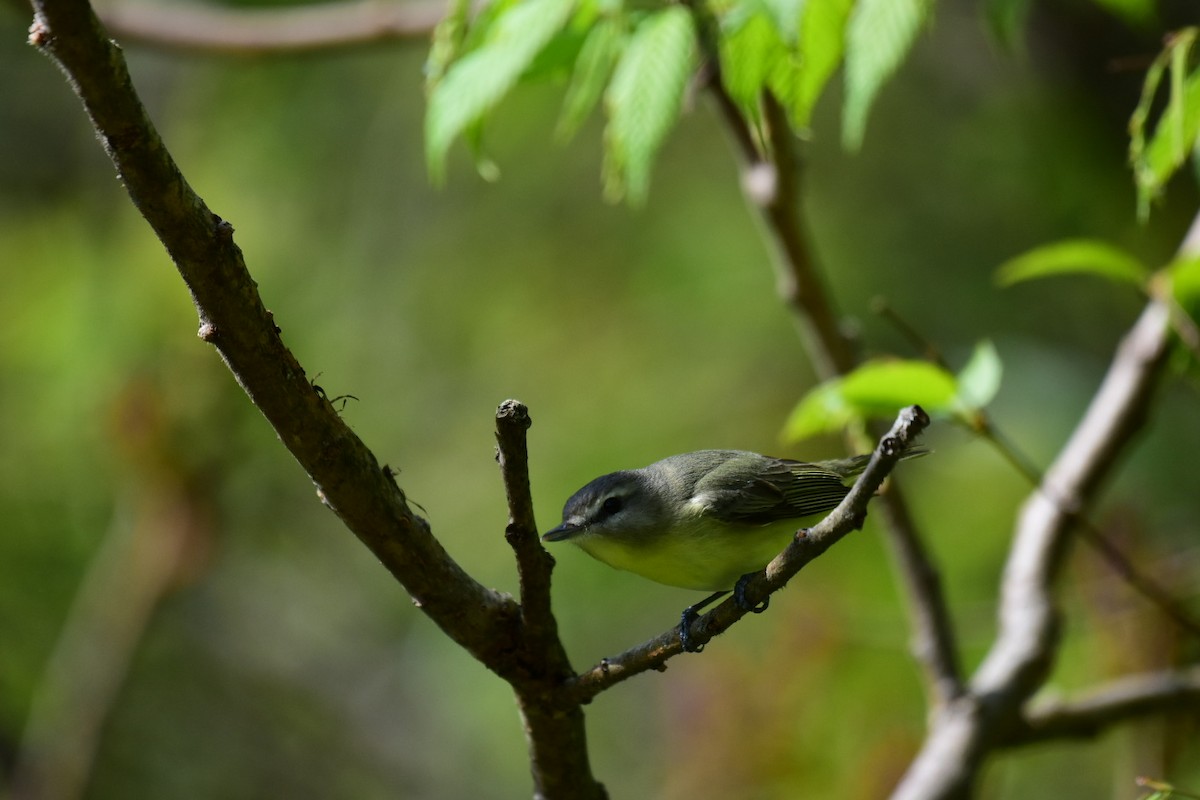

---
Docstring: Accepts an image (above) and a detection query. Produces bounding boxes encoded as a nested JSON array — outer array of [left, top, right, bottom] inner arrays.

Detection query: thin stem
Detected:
[[707, 77, 965, 709]]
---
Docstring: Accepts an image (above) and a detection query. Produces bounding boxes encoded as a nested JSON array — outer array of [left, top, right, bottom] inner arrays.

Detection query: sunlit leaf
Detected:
[[842, 0, 932, 149], [1130, 28, 1200, 219], [719, 9, 785, 114], [557, 17, 624, 141], [783, 359, 957, 441], [782, 380, 851, 441], [762, 0, 805, 42], [995, 239, 1149, 287], [425, 0, 472, 86], [790, 0, 853, 127], [425, 0, 577, 182], [603, 7, 696, 204], [1167, 253, 1200, 304], [954, 340, 1002, 412], [839, 359, 958, 412]]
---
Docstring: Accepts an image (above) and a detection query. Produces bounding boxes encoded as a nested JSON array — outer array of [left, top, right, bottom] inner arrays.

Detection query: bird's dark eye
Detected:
[[599, 496, 623, 517]]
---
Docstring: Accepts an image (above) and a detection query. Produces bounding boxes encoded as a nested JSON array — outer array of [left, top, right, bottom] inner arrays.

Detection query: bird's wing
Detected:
[[698, 457, 850, 526]]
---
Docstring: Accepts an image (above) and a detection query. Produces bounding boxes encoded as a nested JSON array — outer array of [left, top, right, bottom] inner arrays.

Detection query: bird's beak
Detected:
[[542, 521, 583, 542]]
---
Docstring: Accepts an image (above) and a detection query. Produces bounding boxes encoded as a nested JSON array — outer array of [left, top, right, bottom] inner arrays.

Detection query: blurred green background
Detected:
[[3, 1, 1200, 798]]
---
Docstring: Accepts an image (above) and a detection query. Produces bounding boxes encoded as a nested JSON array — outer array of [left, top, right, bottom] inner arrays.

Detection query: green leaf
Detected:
[[839, 359, 958, 413], [762, 0, 805, 42], [995, 239, 1149, 287], [425, 0, 473, 86], [1168, 253, 1200, 303], [790, 0, 852, 128], [425, 0, 577, 182], [719, 9, 786, 114], [783, 359, 957, 441], [1130, 28, 1200, 219], [603, 7, 696, 204], [557, 17, 624, 141], [954, 340, 1002, 412], [842, 0, 932, 150], [782, 380, 852, 441]]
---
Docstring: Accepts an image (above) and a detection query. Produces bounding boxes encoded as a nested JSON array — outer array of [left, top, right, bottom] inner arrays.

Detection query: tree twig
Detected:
[[706, 76, 965, 710], [496, 400, 564, 661], [93, 0, 446, 55], [1010, 665, 1200, 744], [875, 297, 1200, 640]]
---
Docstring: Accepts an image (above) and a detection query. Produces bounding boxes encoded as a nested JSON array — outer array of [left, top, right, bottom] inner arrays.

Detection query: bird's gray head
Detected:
[[542, 470, 668, 545]]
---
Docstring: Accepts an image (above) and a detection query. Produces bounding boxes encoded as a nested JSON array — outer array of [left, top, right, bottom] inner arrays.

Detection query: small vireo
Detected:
[[543, 447, 927, 650]]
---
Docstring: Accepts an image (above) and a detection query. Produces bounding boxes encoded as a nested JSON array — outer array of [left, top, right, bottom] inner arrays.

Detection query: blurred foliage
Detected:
[[2, 0, 1200, 799]]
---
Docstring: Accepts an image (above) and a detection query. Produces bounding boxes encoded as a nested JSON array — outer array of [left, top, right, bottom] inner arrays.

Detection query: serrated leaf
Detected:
[[425, 0, 577, 182], [719, 9, 786, 113], [995, 238, 1149, 287], [425, 0, 472, 86], [842, 0, 931, 150], [782, 359, 957, 441], [603, 7, 696, 204], [790, 0, 852, 127], [762, 0, 805, 42], [557, 17, 624, 141], [954, 340, 1002, 412]]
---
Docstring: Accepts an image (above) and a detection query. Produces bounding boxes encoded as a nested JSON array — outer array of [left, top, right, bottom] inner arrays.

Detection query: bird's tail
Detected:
[[824, 445, 930, 480]]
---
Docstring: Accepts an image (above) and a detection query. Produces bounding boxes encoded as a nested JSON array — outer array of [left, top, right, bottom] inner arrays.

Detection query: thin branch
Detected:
[[890, 210, 1200, 800], [1009, 666, 1200, 744], [496, 400, 560, 654], [93, 0, 446, 55], [28, 0, 525, 679], [570, 405, 931, 702], [30, 7, 609, 798], [706, 76, 965, 710], [9, 483, 210, 800], [876, 298, 1200, 640]]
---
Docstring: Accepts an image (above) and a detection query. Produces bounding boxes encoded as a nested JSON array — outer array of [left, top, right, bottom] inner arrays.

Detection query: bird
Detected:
[[543, 447, 927, 651]]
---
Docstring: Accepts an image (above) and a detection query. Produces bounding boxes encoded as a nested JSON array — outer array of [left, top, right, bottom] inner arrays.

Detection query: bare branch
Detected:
[[93, 0, 445, 55], [28, 0, 524, 671], [1011, 666, 1200, 744], [890, 210, 1200, 800], [569, 405, 932, 701], [706, 77, 965, 710], [496, 400, 564, 655], [30, 7, 613, 797]]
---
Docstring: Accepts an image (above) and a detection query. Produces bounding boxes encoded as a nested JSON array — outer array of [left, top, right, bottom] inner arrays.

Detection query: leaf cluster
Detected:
[[424, 0, 937, 203]]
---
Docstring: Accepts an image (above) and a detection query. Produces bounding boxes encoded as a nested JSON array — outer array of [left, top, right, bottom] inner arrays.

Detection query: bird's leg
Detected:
[[733, 572, 769, 613], [679, 590, 728, 653]]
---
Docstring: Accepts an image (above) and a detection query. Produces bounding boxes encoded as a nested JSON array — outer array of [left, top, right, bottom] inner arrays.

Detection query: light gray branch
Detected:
[[1014, 666, 1200, 744], [890, 211, 1200, 800]]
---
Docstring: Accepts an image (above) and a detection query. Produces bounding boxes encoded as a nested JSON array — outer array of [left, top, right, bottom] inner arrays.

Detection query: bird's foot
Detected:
[[733, 572, 769, 614], [678, 590, 727, 653]]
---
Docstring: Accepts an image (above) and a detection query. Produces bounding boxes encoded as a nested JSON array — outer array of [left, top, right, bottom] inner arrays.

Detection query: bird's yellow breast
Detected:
[[574, 516, 803, 592]]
